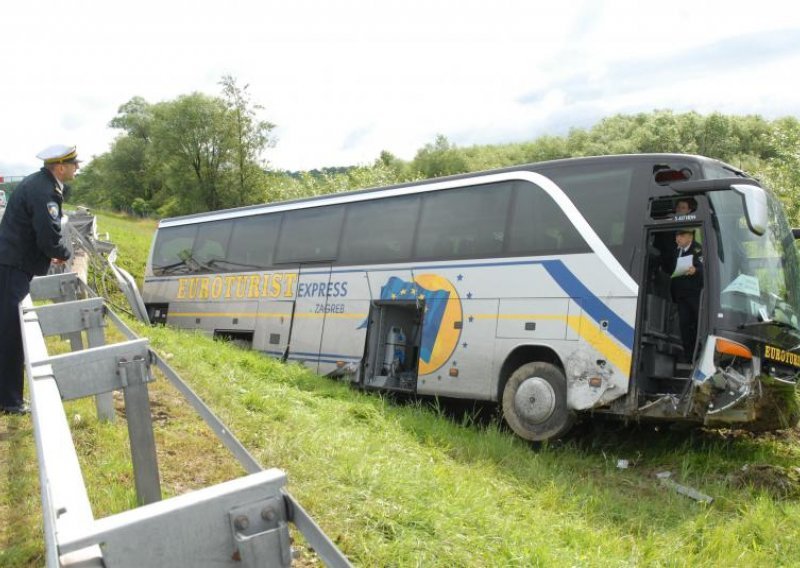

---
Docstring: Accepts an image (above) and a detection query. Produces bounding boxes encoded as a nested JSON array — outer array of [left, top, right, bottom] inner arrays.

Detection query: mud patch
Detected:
[[729, 464, 800, 498]]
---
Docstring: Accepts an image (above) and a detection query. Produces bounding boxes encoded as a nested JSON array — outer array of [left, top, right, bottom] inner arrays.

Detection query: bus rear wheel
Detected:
[[502, 362, 575, 442]]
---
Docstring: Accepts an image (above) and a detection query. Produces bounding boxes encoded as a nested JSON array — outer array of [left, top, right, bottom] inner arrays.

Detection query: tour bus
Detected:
[[142, 154, 800, 441]]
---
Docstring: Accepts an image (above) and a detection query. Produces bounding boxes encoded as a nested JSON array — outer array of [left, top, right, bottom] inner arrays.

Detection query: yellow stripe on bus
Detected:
[[169, 311, 367, 319], [566, 316, 632, 374], [292, 313, 367, 319], [168, 309, 631, 373], [169, 312, 260, 318], [475, 313, 632, 374]]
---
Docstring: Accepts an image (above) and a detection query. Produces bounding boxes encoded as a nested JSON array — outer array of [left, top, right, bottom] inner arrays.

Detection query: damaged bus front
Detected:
[[634, 177, 800, 430]]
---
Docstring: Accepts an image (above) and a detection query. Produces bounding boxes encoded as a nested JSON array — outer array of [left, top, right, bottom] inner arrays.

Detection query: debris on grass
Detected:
[[656, 471, 714, 504]]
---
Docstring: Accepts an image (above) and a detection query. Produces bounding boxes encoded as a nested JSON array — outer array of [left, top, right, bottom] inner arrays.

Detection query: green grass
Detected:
[[3, 211, 800, 566], [4, 315, 800, 566], [94, 211, 158, 288]]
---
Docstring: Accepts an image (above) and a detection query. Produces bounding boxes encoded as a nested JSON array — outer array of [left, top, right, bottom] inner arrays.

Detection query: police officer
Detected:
[[0, 145, 76, 414], [671, 228, 703, 363]]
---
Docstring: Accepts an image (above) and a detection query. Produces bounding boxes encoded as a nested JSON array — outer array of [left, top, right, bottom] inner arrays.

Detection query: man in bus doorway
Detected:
[[0, 145, 76, 415], [671, 228, 703, 364], [674, 197, 696, 217]]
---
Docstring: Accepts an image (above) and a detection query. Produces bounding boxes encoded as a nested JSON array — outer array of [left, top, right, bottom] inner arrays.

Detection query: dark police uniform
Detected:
[[670, 239, 704, 362], [0, 160, 72, 412]]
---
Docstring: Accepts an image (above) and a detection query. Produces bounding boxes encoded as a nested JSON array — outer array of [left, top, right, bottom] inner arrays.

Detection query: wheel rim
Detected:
[[514, 376, 556, 424]]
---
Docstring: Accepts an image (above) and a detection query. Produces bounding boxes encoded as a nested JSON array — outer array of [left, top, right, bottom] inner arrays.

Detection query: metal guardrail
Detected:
[[23, 272, 351, 567]]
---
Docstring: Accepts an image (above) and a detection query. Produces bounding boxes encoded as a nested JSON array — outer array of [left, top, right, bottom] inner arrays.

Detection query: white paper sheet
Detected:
[[672, 254, 693, 277]]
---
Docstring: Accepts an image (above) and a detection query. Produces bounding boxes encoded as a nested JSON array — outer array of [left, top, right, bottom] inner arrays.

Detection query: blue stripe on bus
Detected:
[[287, 356, 359, 365], [167, 256, 634, 353], [263, 348, 361, 364], [309, 258, 636, 351], [539, 260, 634, 350], [287, 350, 361, 361]]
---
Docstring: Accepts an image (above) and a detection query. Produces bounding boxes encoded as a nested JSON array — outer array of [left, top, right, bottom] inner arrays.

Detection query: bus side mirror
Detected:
[[732, 184, 767, 236]]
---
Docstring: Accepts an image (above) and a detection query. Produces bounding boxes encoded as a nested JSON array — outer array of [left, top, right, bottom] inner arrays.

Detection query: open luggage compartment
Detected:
[[362, 300, 422, 392]]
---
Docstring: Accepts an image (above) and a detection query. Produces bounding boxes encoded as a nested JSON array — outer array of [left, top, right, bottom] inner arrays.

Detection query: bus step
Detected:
[[651, 376, 690, 395], [638, 394, 681, 414]]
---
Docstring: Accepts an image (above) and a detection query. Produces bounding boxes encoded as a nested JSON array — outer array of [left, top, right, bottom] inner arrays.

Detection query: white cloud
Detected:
[[0, 0, 798, 175]]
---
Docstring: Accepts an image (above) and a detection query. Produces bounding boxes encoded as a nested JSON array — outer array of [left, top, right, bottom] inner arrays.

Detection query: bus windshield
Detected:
[[711, 190, 800, 330]]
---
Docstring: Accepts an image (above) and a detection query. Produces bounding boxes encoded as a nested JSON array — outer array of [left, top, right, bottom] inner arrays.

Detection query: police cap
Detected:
[[36, 145, 81, 165]]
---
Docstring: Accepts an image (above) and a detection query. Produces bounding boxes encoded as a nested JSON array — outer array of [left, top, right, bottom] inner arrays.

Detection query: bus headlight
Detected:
[[714, 338, 753, 362], [707, 338, 755, 414]]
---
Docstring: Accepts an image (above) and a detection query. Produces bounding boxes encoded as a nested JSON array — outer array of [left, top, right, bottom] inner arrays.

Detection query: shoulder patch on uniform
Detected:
[[47, 201, 59, 220]]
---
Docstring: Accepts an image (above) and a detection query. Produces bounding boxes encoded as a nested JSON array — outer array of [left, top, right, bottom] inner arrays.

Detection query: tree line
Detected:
[[71, 78, 800, 225]]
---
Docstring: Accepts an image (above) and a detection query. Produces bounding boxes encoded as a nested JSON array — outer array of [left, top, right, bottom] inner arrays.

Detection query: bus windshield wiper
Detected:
[[154, 259, 193, 275], [738, 319, 798, 331], [206, 259, 265, 271]]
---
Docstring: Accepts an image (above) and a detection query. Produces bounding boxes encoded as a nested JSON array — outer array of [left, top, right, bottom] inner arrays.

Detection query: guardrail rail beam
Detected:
[[21, 271, 351, 567]]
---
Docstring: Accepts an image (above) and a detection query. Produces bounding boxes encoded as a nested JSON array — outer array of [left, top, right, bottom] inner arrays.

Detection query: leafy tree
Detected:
[[73, 78, 277, 216], [150, 93, 234, 212], [376, 150, 413, 180], [73, 97, 160, 212], [761, 117, 800, 225], [109, 96, 154, 141], [411, 134, 469, 178], [72, 99, 800, 226], [219, 75, 275, 206]]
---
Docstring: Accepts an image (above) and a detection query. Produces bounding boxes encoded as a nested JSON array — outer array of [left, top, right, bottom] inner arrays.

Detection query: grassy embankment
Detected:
[[3, 211, 800, 567]]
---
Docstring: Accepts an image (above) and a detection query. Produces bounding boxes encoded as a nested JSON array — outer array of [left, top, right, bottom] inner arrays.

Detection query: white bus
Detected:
[[142, 154, 800, 440]]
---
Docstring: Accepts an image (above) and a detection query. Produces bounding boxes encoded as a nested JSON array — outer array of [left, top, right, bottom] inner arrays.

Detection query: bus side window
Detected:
[[544, 165, 635, 256], [339, 195, 419, 265], [507, 181, 589, 255], [276, 205, 345, 263], [192, 221, 233, 271], [414, 182, 512, 260], [227, 214, 281, 269], [152, 225, 198, 274]]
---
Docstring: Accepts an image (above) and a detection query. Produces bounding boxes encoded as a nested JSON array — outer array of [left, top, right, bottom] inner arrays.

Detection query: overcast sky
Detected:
[[1, 1, 799, 176]]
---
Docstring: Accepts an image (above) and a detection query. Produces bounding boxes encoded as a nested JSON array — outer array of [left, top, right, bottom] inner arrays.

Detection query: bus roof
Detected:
[[158, 153, 746, 228]]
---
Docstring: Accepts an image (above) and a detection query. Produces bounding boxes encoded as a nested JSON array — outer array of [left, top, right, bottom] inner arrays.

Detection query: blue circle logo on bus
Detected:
[[378, 274, 463, 375], [414, 274, 463, 375]]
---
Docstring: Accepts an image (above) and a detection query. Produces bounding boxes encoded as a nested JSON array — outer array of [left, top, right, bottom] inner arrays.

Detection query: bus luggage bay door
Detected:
[[288, 265, 333, 373], [254, 299, 295, 360]]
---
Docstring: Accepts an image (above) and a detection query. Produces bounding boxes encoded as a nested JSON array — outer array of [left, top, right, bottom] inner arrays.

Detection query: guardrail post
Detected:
[[29, 272, 80, 304], [118, 355, 162, 505], [27, 298, 162, 505], [26, 294, 116, 422], [84, 306, 115, 422]]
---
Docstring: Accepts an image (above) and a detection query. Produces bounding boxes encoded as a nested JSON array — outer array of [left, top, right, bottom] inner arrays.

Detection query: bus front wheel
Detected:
[[502, 362, 575, 442]]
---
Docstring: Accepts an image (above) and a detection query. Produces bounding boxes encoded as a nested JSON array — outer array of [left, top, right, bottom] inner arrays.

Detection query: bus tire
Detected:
[[502, 362, 575, 442]]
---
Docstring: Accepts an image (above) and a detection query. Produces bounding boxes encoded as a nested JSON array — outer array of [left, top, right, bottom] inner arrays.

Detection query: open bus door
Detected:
[[629, 200, 708, 417]]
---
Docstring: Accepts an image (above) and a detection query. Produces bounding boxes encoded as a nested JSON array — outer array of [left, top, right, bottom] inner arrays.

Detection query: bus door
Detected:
[[288, 264, 332, 373], [253, 298, 295, 360], [633, 218, 706, 408], [317, 270, 370, 380]]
